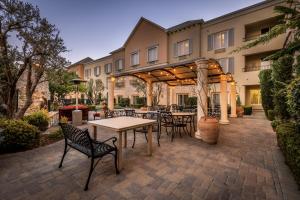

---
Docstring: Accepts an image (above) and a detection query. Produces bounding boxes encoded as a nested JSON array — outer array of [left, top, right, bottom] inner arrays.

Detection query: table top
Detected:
[[88, 116, 156, 132], [171, 112, 196, 116]]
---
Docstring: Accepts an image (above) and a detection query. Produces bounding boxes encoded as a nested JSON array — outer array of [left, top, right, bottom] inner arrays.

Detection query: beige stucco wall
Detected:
[[168, 24, 201, 64], [201, 1, 286, 105], [124, 20, 168, 70]]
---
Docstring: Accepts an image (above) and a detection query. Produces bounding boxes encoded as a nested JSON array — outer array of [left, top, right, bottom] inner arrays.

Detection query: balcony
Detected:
[[244, 52, 273, 72], [244, 16, 281, 42]]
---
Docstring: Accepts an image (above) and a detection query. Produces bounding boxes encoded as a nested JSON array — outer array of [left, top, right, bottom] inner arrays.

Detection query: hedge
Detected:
[[259, 69, 274, 118], [244, 106, 252, 115], [23, 109, 50, 131], [0, 119, 39, 153], [276, 122, 300, 186]]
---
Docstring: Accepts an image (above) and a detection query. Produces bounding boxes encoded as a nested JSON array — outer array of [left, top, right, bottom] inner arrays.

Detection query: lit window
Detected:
[[217, 57, 234, 74], [214, 31, 228, 49], [177, 40, 190, 56], [131, 52, 139, 66], [148, 46, 158, 62]]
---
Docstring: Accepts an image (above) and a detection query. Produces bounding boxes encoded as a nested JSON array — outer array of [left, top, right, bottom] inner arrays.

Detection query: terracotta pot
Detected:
[[236, 106, 244, 117], [198, 117, 219, 144]]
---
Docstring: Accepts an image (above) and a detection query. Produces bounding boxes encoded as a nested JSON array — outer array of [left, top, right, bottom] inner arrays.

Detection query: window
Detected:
[[84, 69, 91, 79], [94, 66, 100, 77], [148, 46, 158, 62], [249, 89, 261, 105], [214, 31, 228, 49], [115, 59, 124, 71], [130, 51, 139, 66], [105, 63, 112, 74], [208, 29, 234, 51], [177, 94, 189, 106], [176, 40, 191, 57], [212, 93, 220, 106], [217, 57, 234, 74]]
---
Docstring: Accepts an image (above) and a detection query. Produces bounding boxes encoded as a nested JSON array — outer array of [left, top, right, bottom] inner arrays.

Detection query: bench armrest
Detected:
[[93, 137, 118, 148]]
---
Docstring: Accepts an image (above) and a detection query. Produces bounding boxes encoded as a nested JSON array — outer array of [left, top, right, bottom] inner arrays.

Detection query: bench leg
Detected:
[[84, 158, 94, 191], [59, 141, 67, 168]]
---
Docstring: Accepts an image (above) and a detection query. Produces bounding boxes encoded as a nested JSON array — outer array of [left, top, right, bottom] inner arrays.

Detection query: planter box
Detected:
[[59, 105, 89, 121]]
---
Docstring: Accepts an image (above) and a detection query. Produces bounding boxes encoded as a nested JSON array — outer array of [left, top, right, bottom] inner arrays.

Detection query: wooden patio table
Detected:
[[88, 116, 156, 170]]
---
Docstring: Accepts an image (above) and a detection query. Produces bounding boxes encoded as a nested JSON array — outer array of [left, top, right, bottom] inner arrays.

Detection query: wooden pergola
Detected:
[[108, 58, 237, 136]]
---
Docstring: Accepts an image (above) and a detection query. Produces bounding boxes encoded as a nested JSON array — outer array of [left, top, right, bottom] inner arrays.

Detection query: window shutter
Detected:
[[94, 67, 97, 76], [228, 57, 234, 74], [228, 28, 234, 47], [208, 34, 213, 51], [189, 39, 193, 54], [173, 43, 178, 57]]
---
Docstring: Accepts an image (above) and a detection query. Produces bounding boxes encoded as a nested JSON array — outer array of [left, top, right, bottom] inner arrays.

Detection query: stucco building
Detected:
[[69, 0, 286, 111]]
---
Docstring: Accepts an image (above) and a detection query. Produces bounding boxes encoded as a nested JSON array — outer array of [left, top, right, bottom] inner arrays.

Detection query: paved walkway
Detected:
[[0, 117, 299, 200]]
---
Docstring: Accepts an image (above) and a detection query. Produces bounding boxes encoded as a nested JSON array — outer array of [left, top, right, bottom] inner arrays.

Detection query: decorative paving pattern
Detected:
[[0, 117, 299, 200]]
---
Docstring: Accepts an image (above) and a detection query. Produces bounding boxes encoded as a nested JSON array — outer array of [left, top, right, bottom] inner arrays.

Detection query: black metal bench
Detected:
[[59, 123, 119, 191]]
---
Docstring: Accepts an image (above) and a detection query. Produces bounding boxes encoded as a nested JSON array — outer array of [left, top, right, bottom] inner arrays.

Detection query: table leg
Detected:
[[93, 125, 97, 139], [117, 131, 123, 170], [147, 125, 153, 156], [124, 131, 127, 148]]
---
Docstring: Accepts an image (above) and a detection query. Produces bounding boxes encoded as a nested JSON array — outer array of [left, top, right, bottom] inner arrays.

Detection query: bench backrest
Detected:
[[59, 123, 92, 151]]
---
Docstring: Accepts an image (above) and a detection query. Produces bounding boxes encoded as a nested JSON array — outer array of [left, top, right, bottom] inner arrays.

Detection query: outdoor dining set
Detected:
[[58, 105, 197, 190]]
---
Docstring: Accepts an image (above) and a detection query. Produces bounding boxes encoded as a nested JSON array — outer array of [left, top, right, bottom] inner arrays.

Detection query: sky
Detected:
[[25, 0, 263, 64]]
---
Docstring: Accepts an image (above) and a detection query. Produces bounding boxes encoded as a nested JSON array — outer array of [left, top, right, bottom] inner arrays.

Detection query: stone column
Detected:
[[169, 86, 174, 105], [220, 74, 229, 124], [146, 80, 153, 107], [108, 77, 115, 110], [195, 59, 208, 139], [230, 82, 237, 118]]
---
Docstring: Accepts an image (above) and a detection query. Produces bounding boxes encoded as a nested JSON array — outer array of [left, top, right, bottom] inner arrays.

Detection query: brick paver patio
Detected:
[[0, 117, 299, 200]]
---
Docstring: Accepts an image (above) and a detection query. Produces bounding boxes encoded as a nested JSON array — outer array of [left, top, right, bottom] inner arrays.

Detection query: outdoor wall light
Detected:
[[111, 77, 116, 82]]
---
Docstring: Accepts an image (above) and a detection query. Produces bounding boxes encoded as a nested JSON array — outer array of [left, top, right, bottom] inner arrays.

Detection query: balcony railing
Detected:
[[243, 62, 271, 72]]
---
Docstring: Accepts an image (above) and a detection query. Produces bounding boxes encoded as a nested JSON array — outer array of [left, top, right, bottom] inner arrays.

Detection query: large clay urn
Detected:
[[236, 106, 244, 117], [198, 117, 219, 144]]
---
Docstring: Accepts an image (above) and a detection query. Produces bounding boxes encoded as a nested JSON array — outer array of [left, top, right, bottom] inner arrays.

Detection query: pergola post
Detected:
[[230, 82, 237, 118], [195, 59, 208, 138], [169, 86, 174, 105], [220, 74, 229, 124], [146, 80, 153, 107], [108, 77, 115, 110]]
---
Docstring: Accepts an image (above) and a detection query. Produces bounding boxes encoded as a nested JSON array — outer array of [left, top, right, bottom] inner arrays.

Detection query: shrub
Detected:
[[136, 97, 146, 105], [0, 119, 39, 152], [118, 98, 130, 107], [87, 105, 96, 111], [47, 128, 63, 140], [60, 116, 68, 124], [236, 95, 242, 107], [244, 106, 252, 115], [272, 55, 294, 120], [259, 69, 274, 118], [187, 97, 197, 107], [267, 110, 275, 121], [23, 109, 50, 131], [276, 122, 300, 186], [287, 77, 300, 119], [271, 119, 281, 131]]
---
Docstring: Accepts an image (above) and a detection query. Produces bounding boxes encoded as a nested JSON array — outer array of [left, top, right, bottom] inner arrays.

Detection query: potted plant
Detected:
[[194, 67, 219, 144]]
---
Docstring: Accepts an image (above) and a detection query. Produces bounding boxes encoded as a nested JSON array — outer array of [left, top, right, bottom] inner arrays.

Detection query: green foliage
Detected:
[[271, 119, 281, 131], [187, 97, 197, 107], [259, 69, 274, 118], [267, 110, 275, 121], [48, 69, 78, 100], [136, 97, 146, 105], [272, 55, 294, 119], [118, 98, 130, 107], [87, 105, 96, 111], [276, 122, 300, 186], [295, 55, 300, 76], [59, 116, 68, 124], [47, 129, 63, 140], [236, 95, 241, 106], [23, 109, 50, 131], [244, 106, 252, 115], [287, 77, 300, 119], [0, 119, 39, 152]]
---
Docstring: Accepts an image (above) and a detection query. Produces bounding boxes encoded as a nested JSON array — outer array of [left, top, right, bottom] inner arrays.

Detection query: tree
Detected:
[[152, 83, 163, 106], [84, 79, 105, 104], [0, 0, 68, 119], [48, 69, 77, 102], [132, 78, 147, 97], [233, 0, 300, 59], [258, 69, 274, 118]]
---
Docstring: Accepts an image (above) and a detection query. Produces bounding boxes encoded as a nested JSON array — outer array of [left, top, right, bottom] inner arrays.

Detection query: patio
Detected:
[[1, 116, 299, 200]]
